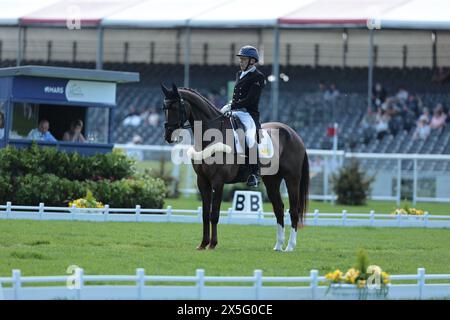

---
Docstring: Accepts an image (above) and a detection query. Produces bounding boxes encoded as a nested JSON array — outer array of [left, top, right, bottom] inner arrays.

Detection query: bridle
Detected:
[[163, 96, 191, 131]]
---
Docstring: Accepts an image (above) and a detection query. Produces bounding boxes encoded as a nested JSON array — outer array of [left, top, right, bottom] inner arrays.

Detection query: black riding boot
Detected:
[[247, 147, 260, 188]]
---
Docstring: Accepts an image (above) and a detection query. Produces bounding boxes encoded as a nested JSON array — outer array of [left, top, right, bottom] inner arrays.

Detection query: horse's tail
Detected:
[[298, 151, 310, 227]]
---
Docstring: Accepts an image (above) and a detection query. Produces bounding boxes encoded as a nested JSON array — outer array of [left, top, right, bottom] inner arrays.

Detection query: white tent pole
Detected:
[[184, 26, 191, 88], [367, 28, 374, 110], [271, 25, 280, 121]]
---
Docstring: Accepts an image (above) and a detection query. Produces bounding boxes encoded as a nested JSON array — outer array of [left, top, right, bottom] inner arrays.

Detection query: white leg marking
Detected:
[[284, 227, 297, 252], [273, 224, 285, 251]]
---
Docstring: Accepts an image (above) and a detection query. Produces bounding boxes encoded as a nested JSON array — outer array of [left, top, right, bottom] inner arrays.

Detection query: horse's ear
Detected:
[[161, 84, 170, 97], [172, 83, 180, 97]]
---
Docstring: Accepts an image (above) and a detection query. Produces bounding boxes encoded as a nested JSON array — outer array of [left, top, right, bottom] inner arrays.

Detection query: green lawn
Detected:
[[166, 195, 450, 216], [0, 220, 449, 279]]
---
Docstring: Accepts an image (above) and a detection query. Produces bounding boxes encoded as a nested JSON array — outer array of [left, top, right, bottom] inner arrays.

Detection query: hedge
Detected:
[[0, 144, 167, 208]]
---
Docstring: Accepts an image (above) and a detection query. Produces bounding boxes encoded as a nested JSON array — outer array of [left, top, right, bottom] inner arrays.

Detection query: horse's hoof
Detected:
[[196, 245, 207, 250], [208, 243, 217, 250], [273, 246, 283, 251], [283, 246, 295, 252]]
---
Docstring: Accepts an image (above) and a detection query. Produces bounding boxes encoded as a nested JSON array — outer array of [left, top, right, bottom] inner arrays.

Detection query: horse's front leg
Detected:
[[197, 175, 212, 250], [209, 182, 224, 250]]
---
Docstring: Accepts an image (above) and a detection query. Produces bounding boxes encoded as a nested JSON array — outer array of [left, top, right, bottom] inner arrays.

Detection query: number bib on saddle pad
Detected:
[[232, 111, 274, 159]]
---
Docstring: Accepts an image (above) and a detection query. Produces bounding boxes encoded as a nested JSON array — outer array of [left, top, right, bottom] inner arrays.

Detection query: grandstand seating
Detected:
[[1, 59, 449, 164]]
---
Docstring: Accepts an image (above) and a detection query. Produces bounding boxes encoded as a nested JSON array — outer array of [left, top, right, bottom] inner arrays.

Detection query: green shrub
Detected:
[[0, 175, 13, 204], [331, 160, 375, 205], [0, 145, 165, 208], [0, 143, 135, 181]]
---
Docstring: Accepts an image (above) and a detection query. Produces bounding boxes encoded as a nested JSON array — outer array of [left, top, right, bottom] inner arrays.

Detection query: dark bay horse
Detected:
[[162, 84, 309, 252]]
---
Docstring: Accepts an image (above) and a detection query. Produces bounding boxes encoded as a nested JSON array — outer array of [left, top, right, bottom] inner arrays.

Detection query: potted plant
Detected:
[[325, 249, 390, 300]]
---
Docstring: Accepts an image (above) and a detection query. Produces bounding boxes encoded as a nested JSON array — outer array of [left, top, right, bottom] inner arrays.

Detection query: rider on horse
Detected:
[[220, 45, 266, 187]]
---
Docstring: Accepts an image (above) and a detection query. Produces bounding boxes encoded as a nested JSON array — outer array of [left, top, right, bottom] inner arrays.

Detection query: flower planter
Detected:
[[327, 284, 388, 300]]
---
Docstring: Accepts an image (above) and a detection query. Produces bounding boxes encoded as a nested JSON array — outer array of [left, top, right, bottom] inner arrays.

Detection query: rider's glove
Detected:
[[220, 103, 231, 114]]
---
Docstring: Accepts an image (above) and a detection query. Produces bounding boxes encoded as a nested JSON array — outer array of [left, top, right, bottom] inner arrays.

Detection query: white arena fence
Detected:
[[1, 202, 450, 228], [115, 144, 450, 205], [0, 268, 449, 300]]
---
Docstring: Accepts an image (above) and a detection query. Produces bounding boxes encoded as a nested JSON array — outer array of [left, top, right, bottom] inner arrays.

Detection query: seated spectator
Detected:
[[0, 111, 4, 139], [430, 105, 447, 130], [324, 83, 340, 102], [413, 116, 431, 140], [27, 119, 57, 142], [360, 106, 377, 143], [63, 119, 86, 143], [147, 108, 160, 127], [395, 86, 409, 103], [375, 109, 390, 140], [418, 107, 431, 124], [406, 93, 422, 118], [372, 82, 387, 109], [123, 106, 142, 127]]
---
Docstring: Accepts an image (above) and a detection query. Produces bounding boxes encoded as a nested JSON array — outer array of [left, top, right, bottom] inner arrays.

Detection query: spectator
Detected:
[[418, 107, 431, 123], [395, 86, 409, 103], [372, 82, 387, 108], [123, 106, 142, 127], [430, 105, 447, 130], [324, 83, 340, 101], [360, 106, 377, 143], [147, 108, 160, 127], [375, 109, 390, 140], [0, 111, 4, 139], [27, 119, 57, 142], [406, 93, 422, 118], [63, 119, 86, 143], [413, 115, 431, 140]]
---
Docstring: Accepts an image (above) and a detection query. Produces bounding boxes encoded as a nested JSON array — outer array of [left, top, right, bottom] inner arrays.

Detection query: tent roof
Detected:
[[380, 0, 450, 30], [0, 0, 60, 25], [102, 0, 227, 28], [188, 0, 314, 28], [278, 0, 408, 27], [19, 0, 140, 27], [0, 0, 448, 30]]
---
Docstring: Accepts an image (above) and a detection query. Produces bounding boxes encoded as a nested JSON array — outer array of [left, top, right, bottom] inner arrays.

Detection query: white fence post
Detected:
[[39, 203, 44, 220], [196, 269, 205, 300], [313, 209, 319, 226], [369, 210, 375, 227], [423, 212, 429, 228], [76, 268, 84, 300], [135, 205, 141, 222], [136, 268, 145, 300], [71, 204, 76, 221], [12, 269, 21, 300], [418, 268, 425, 300], [257, 210, 263, 225], [6, 202, 11, 219], [342, 210, 347, 226], [397, 212, 402, 227], [167, 205, 172, 222], [103, 205, 109, 221], [310, 269, 319, 300], [254, 270, 263, 300], [197, 206, 202, 223], [227, 208, 233, 224]]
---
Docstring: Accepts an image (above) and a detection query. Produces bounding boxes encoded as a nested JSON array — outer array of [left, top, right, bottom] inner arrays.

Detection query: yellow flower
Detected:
[[357, 280, 366, 288], [382, 271, 390, 284], [344, 268, 360, 284]]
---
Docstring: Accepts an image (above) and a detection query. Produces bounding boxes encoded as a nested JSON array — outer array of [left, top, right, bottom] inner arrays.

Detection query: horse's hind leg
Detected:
[[263, 175, 284, 251], [209, 181, 224, 250], [285, 176, 300, 252]]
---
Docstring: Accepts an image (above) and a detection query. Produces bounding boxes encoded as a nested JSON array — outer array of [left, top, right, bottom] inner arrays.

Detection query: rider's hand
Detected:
[[220, 103, 231, 114]]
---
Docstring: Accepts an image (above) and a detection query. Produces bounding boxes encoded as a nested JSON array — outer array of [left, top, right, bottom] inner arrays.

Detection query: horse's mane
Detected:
[[179, 87, 220, 114]]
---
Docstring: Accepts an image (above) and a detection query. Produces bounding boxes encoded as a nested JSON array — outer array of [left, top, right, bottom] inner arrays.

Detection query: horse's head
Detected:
[[161, 83, 190, 143]]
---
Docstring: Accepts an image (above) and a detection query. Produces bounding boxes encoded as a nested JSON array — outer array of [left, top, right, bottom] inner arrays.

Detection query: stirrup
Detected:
[[247, 174, 259, 187]]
